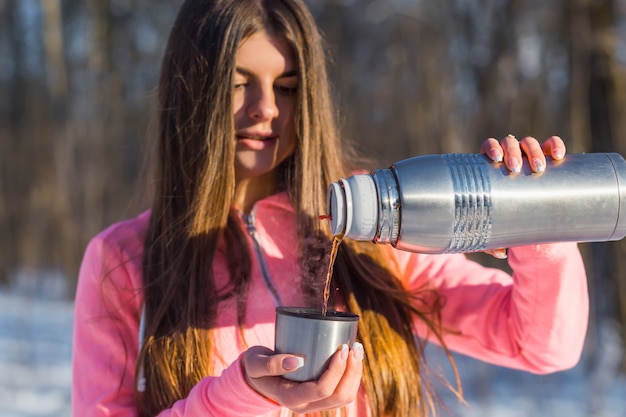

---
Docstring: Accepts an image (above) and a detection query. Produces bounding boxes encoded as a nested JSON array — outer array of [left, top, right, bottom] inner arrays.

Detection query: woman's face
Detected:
[[232, 30, 298, 182]]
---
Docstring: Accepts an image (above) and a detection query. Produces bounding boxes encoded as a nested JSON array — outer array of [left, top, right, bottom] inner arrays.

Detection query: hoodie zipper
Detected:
[[242, 211, 284, 307]]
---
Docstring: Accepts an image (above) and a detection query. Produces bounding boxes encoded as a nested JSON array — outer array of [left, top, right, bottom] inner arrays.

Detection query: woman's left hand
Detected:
[[479, 134, 567, 259], [242, 344, 363, 413]]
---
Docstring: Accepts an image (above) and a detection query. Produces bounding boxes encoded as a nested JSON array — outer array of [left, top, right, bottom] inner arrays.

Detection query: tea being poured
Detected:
[[322, 235, 343, 317]]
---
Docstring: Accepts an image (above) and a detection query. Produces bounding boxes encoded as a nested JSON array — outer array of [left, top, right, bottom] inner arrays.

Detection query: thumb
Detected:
[[243, 346, 305, 379]]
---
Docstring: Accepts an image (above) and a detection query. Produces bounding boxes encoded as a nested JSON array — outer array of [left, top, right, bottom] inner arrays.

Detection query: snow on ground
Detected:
[[0, 270, 625, 417], [0, 270, 73, 417]]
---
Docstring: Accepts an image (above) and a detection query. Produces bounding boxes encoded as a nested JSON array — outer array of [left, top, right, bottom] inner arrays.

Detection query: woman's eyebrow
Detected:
[[234, 67, 298, 79]]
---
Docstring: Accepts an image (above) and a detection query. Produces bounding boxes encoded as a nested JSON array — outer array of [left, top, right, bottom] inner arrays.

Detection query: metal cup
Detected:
[[274, 306, 359, 382]]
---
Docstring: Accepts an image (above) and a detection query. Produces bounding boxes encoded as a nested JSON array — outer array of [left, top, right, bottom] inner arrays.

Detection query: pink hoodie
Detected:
[[72, 192, 588, 416]]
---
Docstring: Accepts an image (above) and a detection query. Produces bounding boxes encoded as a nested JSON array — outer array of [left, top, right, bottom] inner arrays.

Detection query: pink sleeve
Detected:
[[398, 242, 588, 374], [160, 355, 281, 417], [72, 233, 142, 416], [72, 231, 280, 417]]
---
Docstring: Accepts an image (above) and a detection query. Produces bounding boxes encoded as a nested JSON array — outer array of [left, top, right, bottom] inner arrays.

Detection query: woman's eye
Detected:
[[275, 85, 298, 96], [233, 82, 248, 90]]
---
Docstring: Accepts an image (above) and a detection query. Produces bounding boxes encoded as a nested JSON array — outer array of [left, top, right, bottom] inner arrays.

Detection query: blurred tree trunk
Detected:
[[584, 0, 626, 372], [84, 0, 112, 235], [0, 1, 18, 284], [471, 0, 520, 138], [42, 0, 68, 99], [566, 0, 593, 152], [0, 1, 42, 280], [565, 0, 626, 373], [41, 0, 81, 290]]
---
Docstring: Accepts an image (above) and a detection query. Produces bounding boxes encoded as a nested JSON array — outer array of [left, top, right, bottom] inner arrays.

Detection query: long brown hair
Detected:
[[137, 0, 459, 416]]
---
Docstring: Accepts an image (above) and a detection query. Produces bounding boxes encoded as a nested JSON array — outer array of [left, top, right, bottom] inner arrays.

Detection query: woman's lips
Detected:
[[236, 135, 277, 151]]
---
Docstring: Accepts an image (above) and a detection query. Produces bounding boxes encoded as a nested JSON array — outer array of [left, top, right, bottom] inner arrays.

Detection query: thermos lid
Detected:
[[327, 174, 378, 240], [327, 182, 348, 236]]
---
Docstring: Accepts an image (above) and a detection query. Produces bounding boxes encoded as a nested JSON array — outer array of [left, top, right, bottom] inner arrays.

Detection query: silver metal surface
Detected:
[[391, 153, 626, 253], [371, 168, 400, 244], [328, 152, 626, 253], [275, 307, 359, 382]]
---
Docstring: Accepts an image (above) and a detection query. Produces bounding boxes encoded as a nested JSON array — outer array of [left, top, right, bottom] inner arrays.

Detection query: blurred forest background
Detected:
[[0, 0, 625, 376]]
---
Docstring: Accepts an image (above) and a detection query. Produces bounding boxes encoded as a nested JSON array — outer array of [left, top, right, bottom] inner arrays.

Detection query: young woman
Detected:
[[71, 1, 588, 416]]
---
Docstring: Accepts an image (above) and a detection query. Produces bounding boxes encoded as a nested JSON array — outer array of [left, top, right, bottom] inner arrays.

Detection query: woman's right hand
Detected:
[[242, 343, 364, 413]]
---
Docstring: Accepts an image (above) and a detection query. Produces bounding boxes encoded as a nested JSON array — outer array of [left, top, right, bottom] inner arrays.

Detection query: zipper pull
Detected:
[[242, 213, 256, 235]]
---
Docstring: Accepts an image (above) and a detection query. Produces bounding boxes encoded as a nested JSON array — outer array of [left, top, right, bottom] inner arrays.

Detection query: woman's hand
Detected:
[[481, 134, 566, 173], [242, 343, 364, 413], [480, 135, 567, 259]]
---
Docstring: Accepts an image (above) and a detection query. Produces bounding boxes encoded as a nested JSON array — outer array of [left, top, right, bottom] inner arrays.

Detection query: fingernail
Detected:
[[283, 356, 304, 370], [494, 249, 508, 259], [490, 149, 503, 162], [553, 150, 564, 160], [508, 158, 521, 173], [352, 342, 364, 361], [532, 158, 545, 173], [340, 343, 349, 360]]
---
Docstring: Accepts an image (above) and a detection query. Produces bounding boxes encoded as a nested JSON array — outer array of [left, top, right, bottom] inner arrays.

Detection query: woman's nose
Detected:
[[247, 87, 279, 120]]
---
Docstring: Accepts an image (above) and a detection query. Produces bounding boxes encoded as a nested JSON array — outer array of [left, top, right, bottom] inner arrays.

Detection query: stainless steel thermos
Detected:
[[326, 153, 626, 253]]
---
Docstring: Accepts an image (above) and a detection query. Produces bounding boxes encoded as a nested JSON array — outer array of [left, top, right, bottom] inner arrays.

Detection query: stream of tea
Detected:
[[322, 236, 343, 316]]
